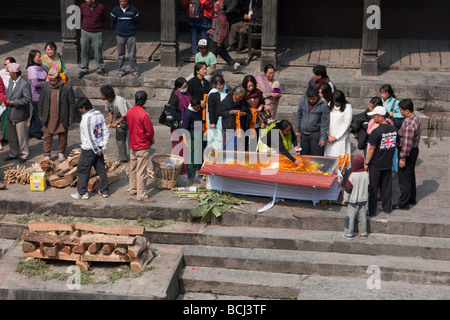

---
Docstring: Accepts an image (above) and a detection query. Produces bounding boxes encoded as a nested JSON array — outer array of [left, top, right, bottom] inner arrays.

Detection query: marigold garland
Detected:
[[249, 109, 258, 139], [202, 94, 208, 135], [235, 112, 242, 138]]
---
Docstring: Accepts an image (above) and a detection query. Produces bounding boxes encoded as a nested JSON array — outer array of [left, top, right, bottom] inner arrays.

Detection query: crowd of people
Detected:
[[0, 1, 422, 237]]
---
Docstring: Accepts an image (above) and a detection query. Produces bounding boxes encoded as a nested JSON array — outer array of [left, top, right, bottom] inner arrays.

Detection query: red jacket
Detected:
[[127, 105, 155, 150]]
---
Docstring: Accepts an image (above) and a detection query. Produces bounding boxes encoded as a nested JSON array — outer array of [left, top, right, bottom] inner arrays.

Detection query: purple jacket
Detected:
[[27, 66, 48, 102]]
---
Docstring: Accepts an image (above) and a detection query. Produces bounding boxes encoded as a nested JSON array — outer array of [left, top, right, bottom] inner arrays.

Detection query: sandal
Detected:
[[343, 234, 354, 240], [360, 234, 368, 240]]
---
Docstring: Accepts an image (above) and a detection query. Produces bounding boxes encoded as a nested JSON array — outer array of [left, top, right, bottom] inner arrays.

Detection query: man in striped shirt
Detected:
[[393, 99, 421, 210]]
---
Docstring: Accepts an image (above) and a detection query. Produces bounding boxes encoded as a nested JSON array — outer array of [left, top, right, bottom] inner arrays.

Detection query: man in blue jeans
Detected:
[[78, 0, 108, 79], [110, 0, 141, 78]]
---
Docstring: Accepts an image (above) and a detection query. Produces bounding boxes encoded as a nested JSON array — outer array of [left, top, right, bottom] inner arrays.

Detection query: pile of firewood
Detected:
[[2, 148, 125, 192], [22, 221, 152, 272], [46, 148, 123, 191], [2, 159, 55, 185]]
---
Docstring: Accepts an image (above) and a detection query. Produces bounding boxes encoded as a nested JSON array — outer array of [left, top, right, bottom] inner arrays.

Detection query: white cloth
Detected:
[[324, 104, 352, 164], [80, 109, 110, 154]]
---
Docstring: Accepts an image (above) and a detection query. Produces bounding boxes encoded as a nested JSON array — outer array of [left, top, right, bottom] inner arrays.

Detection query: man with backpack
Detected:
[[181, 0, 214, 56]]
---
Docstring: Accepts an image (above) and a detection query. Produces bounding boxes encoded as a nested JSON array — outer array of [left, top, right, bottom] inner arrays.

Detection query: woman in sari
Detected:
[[255, 64, 282, 121], [41, 42, 66, 76]]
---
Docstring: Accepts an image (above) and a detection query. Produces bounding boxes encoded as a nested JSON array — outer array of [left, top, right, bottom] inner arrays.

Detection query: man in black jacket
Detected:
[[38, 70, 76, 161], [295, 87, 330, 156]]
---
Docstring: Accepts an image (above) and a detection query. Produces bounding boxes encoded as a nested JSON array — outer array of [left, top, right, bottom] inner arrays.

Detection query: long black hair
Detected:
[[380, 84, 396, 99], [26, 50, 41, 69], [331, 90, 348, 112]]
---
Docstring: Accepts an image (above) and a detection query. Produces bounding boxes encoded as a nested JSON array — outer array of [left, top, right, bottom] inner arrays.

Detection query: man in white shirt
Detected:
[[100, 85, 131, 162], [71, 97, 110, 200]]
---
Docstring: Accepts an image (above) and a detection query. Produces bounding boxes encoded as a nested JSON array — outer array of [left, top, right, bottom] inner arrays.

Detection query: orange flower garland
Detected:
[[249, 109, 258, 139], [337, 154, 350, 169], [202, 94, 208, 135], [235, 112, 242, 138]]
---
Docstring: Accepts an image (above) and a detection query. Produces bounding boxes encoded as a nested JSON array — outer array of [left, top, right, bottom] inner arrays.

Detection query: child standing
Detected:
[[343, 155, 370, 240], [380, 84, 404, 129], [181, 97, 204, 184], [207, 0, 241, 71]]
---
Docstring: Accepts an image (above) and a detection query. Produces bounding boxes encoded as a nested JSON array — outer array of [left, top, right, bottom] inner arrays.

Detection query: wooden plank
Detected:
[[390, 39, 401, 69], [75, 223, 144, 236], [409, 40, 421, 70], [419, 40, 432, 69], [318, 38, 331, 65], [429, 40, 442, 69], [80, 234, 137, 245], [439, 40, 450, 71], [23, 249, 81, 262], [399, 40, 411, 67], [28, 221, 75, 232], [296, 37, 314, 64], [328, 37, 342, 66], [81, 252, 131, 262], [308, 37, 322, 64], [22, 231, 79, 245]]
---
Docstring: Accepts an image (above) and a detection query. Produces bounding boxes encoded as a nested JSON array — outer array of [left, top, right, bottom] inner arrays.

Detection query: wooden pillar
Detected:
[[361, 0, 380, 76], [60, 0, 80, 64], [160, 0, 179, 68], [261, 0, 279, 71]]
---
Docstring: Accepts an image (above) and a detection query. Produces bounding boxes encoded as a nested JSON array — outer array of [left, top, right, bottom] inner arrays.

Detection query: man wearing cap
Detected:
[[364, 106, 398, 216], [195, 39, 217, 82], [38, 68, 76, 162], [4, 63, 32, 163], [126, 90, 155, 202]]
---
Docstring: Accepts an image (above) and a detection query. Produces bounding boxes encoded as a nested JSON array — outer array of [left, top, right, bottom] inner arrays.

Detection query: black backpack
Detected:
[[189, 0, 203, 20]]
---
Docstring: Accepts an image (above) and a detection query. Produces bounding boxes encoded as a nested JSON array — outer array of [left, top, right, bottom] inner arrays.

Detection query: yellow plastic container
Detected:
[[30, 171, 46, 192]]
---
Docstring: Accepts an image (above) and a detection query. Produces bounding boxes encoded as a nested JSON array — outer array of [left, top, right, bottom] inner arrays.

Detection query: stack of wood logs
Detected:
[[22, 222, 152, 272], [1, 148, 124, 191], [45, 149, 122, 191]]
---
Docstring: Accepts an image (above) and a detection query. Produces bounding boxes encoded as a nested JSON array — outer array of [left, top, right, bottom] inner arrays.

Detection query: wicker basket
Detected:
[[151, 154, 184, 189]]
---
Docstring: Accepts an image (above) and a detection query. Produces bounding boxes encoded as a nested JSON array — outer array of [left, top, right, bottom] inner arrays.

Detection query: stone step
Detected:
[[297, 275, 450, 300], [183, 245, 450, 286], [146, 225, 450, 261], [179, 266, 302, 299], [179, 275, 450, 300], [0, 240, 16, 259]]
